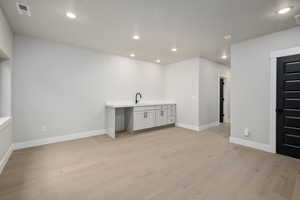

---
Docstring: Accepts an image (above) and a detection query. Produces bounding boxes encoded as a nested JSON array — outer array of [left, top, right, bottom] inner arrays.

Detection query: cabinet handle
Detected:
[[160, 110, 164, 116], [144, 112, 147, 118]]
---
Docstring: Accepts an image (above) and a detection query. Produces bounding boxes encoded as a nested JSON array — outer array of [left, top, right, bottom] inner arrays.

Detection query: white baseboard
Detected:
[[225, 118, 231, 123], [13, 129, 107, 150], [198, 121, 220, 132], [0, 144, 13, 174], [229, 137, 273, 153], [175, 123, 201, 131], [176, 121, 219, 132]]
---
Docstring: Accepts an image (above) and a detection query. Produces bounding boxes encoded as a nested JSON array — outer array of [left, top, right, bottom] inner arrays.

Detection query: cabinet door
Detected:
[[167, 116, 176, 124], [144, 110, 156, 129], [133, 111, 146, 131], [167, 105, 176, 124], [133, 111, 156, 131], [156, 109, 168, 126], [168, 104, 176, 116]]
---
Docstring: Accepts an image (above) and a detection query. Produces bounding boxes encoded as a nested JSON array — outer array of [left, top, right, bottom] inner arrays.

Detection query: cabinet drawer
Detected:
[[156, 109, 168, 126], [168, 104, 176, 110], [168, 107, 176, 116], [155, 105, 168, 110], [162, 105, 169, 110], [134, 106, 158, 112]]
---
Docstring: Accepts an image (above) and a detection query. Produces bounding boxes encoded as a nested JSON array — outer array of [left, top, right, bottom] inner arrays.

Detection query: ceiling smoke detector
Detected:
[[16, 2, 31, 16], [295, 15, 300, 25]]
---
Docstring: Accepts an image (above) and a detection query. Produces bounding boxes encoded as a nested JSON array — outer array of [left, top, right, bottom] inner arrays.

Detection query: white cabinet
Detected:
[[167, 116, 176, 124], [168, 104, 176, 116], [132, 104, 176, 131], [133, 110, 156, 131], [106, 102, 176, 138], [156, 107, 168, 126], [167, 104, 176, 124]]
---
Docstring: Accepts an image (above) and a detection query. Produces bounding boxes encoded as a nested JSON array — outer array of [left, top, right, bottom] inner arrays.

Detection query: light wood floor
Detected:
[[0, 124, 300, 200]]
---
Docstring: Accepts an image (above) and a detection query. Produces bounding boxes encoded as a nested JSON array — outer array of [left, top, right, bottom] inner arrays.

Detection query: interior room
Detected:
[[0, 0, 300, 199]]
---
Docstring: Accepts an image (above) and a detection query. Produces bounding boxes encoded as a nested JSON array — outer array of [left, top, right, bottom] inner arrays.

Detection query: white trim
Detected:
[[270, 47, 300, 58], [0, 144, 13, 174], [0, 117, 12, 131], [269, 46, 300, 154], [13, 129, 107, 150], [225, 118, 231, 123], [230, 137, 273, 153], [198, 121, 220, 132], [176, 123, 200, 131], [270, 57, 277, 154], [176, 121, 219, 132]]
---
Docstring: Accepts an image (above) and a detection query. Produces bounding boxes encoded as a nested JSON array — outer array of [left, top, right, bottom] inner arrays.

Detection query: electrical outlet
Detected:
[[244, 128, 249, 137], [41, 125, 47, 132]]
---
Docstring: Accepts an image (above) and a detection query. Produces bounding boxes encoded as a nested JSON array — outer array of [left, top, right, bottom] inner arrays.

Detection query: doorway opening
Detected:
[[219, 78, 225, 123]]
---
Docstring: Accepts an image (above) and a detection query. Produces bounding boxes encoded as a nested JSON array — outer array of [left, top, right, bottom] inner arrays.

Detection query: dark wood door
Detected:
[[219, 78, 224, 123], [277, 54, 300, 159]]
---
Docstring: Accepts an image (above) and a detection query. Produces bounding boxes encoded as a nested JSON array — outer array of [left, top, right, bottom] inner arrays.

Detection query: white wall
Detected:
[[198, 58, 230, 127], [0, 7, 13, 172], [0, 8, 12, 116], [231, 27, 300, 145], [13, 35, 165, 143], [165, 58, 200, 130], [0, 120, 12, 172], [165, 57, 230, 130], [0, 8, 12, 59], [0, 59, 12, 117]]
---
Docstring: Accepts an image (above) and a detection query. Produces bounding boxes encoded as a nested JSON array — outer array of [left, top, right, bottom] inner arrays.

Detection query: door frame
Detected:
[[270, 46, 300, 154]]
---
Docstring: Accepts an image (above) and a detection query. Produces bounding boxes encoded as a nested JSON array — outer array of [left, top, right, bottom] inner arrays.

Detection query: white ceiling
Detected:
[[0, 0, 300, 65]]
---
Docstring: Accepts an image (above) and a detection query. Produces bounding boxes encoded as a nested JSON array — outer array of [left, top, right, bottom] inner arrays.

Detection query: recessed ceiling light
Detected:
[[130, 53, 135, 57], [277, 7, 292, 15], [66, 12, 76, 19], [224, 35, 232, 40], [156, 59, 161, 63], [132, 35, 140, 40], [221, 55, 228, 60], [171, 48, 177, 52]]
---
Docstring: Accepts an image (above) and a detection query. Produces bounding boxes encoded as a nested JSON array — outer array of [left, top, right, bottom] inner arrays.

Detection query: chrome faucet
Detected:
[[135, 92, 142, 104]]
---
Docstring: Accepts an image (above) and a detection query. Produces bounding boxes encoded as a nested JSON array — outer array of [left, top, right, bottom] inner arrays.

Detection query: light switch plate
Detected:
[[244, 128, 249, 137]]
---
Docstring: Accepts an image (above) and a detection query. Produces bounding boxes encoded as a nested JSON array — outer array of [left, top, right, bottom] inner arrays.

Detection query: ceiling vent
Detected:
[[16, 2, 31, 16]]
